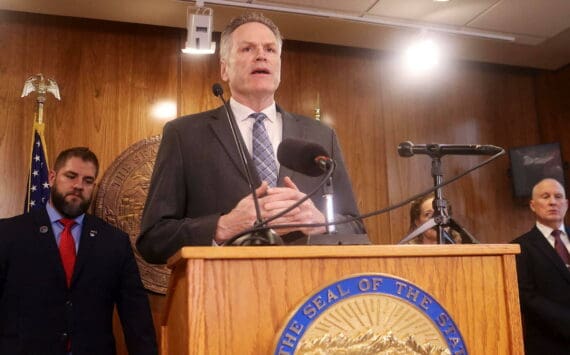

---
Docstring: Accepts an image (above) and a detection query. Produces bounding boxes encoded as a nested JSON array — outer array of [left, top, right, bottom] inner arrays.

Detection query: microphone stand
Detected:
[[223, 161, 335, 245], [323, 166, 336, 234], [223, 159, 369, 245], [230, 146, 503, 243], [399, 154, 479, 245], [307, 161, 370, 245], [213, 85, 282, 246]]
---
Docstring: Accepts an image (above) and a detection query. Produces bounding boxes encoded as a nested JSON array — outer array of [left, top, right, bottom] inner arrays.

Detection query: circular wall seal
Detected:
[[93, 135, 169, 294], [274, 273, 466, 355]]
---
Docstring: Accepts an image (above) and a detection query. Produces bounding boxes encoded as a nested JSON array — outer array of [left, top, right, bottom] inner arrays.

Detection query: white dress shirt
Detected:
[[536, 221, 570, 253], [230, 97, 282, 170], [212, 98, 284, 246]]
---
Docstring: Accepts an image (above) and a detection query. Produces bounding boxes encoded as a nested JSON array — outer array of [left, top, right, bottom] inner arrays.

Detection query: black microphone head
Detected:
[[212, 83, 224, 97], [398, 141, 414, 157], [277, 138, 330, 177]]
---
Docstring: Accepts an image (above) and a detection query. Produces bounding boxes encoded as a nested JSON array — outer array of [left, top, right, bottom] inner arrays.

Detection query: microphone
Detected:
[[277, 138, 333, 177], [211, 83, 282, 246], [398, 141, 503, 157], [277, 138, 339, 233], [212, 83, 224, 97]]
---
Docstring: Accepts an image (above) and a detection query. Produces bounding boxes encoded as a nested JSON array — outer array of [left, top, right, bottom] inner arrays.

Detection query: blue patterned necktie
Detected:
[[250, 112, 278, 187]]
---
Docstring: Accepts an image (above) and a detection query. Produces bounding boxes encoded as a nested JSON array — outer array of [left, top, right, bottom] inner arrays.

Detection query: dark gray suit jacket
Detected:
[[137, 105, 364, 264], [512, 226, 570, 355], [0, 208, 157, 355]]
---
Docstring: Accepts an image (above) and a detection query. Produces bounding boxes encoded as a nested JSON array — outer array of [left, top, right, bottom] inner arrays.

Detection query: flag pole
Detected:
[[21, 73, 61, 212]]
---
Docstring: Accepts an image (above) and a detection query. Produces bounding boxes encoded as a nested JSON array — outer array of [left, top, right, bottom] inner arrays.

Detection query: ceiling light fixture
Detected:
[[184, 0, 515, 42], [405, 37, 440, 74], [182, 2, 216, 55]]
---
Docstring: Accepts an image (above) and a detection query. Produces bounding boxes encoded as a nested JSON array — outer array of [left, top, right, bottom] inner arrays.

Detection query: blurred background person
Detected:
[[407, 193, 461, 244]]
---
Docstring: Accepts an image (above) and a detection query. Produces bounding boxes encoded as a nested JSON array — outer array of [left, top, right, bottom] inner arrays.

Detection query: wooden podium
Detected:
[[161, 244, 523, 354]]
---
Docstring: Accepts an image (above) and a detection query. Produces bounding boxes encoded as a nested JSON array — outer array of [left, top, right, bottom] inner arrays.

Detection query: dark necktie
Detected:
[[251, 112, 278, 187], [59, 218, 76, 287], [551, 229, 570, 267]]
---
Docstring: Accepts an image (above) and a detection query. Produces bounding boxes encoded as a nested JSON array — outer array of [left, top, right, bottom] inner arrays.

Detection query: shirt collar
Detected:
[[229, 97, 276, 123], [46, 201, 85, 226], [536, 221, 566, 238]]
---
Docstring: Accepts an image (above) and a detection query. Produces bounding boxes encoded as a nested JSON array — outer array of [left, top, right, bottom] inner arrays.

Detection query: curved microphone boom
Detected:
[[211, 83, 282, 246], [398, 141, 503, 158]]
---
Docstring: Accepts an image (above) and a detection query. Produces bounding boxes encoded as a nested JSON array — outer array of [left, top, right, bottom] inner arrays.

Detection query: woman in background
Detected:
[[408, 193, 462, 244]]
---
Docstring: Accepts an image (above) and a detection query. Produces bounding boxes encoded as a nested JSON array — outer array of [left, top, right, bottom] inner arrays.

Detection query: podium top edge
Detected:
[[167, 244, 520, 268]]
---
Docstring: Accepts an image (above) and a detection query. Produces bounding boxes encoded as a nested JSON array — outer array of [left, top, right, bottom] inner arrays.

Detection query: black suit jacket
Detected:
[[512, 226, 570, 355], [0, 208, 157, 355], [137, 105, 365, 264]]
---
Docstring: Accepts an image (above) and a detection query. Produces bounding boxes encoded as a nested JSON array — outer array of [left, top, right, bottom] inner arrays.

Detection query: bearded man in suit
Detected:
[[0, 147, 157, 355], [137, 12, 364, 264], [512, 178, 570, 354]]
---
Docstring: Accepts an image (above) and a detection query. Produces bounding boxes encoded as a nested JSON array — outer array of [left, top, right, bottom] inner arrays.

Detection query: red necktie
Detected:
[[551, 230, 570, 267], [59, 218, 76, 287]]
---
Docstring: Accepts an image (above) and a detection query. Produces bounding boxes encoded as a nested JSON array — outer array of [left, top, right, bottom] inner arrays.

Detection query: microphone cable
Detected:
[[225, 148, 505, 240]]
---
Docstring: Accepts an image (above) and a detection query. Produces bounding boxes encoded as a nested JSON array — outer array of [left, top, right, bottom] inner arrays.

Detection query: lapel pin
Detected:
[[89, 230, 98, 238], [39, 226, 49, 234]]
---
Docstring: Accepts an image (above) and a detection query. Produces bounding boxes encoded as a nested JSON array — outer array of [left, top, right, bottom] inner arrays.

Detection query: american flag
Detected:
[[24, 122, 50, 212]]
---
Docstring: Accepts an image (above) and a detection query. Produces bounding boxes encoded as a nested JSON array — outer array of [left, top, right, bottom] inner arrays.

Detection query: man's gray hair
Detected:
[[219, 12, 283, 61]]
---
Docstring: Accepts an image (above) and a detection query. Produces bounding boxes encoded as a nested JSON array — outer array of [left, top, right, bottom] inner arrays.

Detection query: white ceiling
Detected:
[[1, 0, 569, 70]]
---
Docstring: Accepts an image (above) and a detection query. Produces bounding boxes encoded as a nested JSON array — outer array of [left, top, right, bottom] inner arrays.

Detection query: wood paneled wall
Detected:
[[2, 10, 569, 355], [535, 65, 570, 151], [0, 11, 179, 215], [2, 11, 566, 243]]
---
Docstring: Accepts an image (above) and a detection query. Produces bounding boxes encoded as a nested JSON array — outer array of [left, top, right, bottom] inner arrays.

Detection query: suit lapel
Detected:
[[208, 105, 307, 185], [32, 208, 68, 287], [530, 227, 570, 283], [208, 106, 260, 185], [71, 214, 99, 287]]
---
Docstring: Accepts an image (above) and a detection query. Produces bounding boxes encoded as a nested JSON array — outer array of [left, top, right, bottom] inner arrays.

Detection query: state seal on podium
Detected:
[[274, 273, 466, 355]]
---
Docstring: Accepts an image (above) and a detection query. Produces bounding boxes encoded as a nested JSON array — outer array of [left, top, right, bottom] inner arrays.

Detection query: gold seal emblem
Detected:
[[298, 294, 449, 354], [274, 274, 466, 355], [93, 135, 169, 294]]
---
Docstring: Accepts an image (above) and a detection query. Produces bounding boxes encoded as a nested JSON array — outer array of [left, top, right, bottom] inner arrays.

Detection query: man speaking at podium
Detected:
[[137, 13, 364, 264]]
